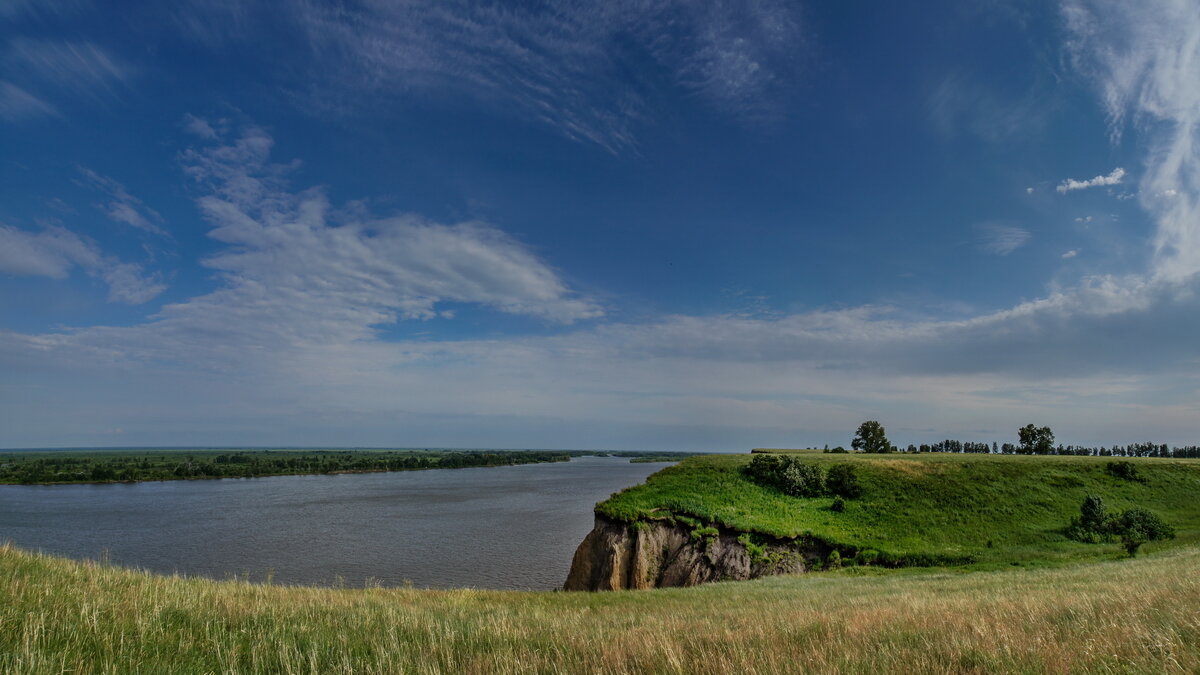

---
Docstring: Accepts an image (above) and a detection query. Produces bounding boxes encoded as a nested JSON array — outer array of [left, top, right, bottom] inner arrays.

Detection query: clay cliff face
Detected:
[[563, 515, 825, 591]]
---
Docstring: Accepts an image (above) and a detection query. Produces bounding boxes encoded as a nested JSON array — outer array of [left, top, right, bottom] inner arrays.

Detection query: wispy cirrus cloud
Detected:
[[0, 223, 164, 303], [0, 81, 58, 122], [929, 71, 1051, 143], [76, 167, 168, 236], [5, 38, 132, 101], [0, 0, 87, 19], [1064, 0, 1200, 281], [1056, 167, 1125, 193], [174, 0, 804, 152], [177, 122, 603, 329], [977, 223, 1031, 255]]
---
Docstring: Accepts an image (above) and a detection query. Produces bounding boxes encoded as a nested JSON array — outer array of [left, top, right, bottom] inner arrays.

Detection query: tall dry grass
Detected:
[[2, 541, 1198, 673]]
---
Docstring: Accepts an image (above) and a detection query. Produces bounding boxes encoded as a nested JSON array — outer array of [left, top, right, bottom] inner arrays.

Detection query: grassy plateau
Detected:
[[598, 451, 1200, 567]]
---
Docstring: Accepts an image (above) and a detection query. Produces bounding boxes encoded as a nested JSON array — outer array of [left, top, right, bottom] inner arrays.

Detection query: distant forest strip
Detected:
[[893, 441, 1200, 458], [0, 449, 698, 485]]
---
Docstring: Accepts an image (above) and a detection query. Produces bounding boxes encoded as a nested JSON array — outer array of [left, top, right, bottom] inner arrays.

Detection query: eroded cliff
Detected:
[[563, 514, 827, 591]]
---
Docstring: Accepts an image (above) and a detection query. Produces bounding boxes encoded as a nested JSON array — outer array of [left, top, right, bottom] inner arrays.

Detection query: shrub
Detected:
[[1105, 461, 1145, 483], [825, 550, 842, 570], [744, 454, 784, 486], [1115, 508, 1174, 556], [1067, 495, 1113, 543], [781, 462, 825, 497], [744, 454, 826, 498], [1080, 495, 1108, 533], [855, 549, 879, 566], [830, 496, 846, 513], [744, 455, 865, 500], [1066, 495, 1175, 555], [826, 463, 863, 499]]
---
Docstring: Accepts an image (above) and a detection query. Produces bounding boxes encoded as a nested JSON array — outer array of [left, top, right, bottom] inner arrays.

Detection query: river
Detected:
[[0, 455, 668, 589]]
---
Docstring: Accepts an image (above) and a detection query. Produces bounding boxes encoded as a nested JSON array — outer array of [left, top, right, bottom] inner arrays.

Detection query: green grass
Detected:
[[597, 452, 1200, 567], [3, 542, 1199, 673]]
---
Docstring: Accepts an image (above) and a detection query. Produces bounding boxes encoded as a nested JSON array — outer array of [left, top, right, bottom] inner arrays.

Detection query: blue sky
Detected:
[[2, 0, 1199, 450]]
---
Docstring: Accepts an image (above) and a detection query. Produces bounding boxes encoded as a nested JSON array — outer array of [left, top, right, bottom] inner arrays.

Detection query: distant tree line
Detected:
[[837, 420, 1200, 458], [902, 440, 1200, 458], [0, 450, 568, 485]]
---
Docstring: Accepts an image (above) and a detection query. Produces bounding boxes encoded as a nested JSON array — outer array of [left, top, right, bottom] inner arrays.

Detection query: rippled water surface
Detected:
[[0, 456, 668, 589]]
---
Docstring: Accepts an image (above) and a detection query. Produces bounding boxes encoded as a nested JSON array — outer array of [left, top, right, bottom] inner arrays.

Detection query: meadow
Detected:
[[2, 541, 1197, 673]]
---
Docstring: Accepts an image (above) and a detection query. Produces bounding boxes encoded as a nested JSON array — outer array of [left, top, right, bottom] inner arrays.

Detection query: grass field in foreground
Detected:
[[2, 542, 1198, 673], [597, 452, 1200, 567]]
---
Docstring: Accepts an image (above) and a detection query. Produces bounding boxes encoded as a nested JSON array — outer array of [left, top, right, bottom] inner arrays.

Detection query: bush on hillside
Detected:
[[1116, 508, 1175, 556], [1066, 494, 1175, 555], [1105, 461, 1146, 483], [826, 463, 863, 499], [744, 455, 859, 500]]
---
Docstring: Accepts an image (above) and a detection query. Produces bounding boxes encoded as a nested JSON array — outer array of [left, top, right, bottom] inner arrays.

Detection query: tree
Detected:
[[1017, 424, 1055, 454], [852, 420, 891, 453], [1115, 508, 1175, 556], [1079, 494, 1108, 533]]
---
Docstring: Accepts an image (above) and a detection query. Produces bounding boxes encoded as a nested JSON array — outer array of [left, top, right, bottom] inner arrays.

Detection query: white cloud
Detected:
[[51, 122, 601, 361], [1074, 215, 1093, 223], [1064, 0, 1200, 281], [1026, 186, 1035, 194], [977, 223, 1031, 255], [1061, 249, 1079, 259], [182, 113, 218, 140], [0, 224, 164, 303], [0, 81, 58, 121], [178, 124, 601, 324], [76, 167, 168, 235], [0, 224, 95, 278], [7, 269, 1200, 449], [1056, 167, 1125, 193], [5, 38, 131, 100]]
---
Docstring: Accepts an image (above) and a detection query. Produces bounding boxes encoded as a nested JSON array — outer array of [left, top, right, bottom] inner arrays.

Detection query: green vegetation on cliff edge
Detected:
[[596, 451, 1200, 567]]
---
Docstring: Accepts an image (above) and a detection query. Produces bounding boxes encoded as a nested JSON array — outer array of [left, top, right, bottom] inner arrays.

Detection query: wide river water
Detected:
[[0, 456, 669, 590]]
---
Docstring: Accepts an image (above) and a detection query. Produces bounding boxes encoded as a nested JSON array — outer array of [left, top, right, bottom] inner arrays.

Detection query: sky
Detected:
[[2, 0, 1200, 451]]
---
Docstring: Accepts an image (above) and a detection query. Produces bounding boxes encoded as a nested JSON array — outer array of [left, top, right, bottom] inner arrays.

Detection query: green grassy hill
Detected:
[[597, 452, 1200, 567]]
